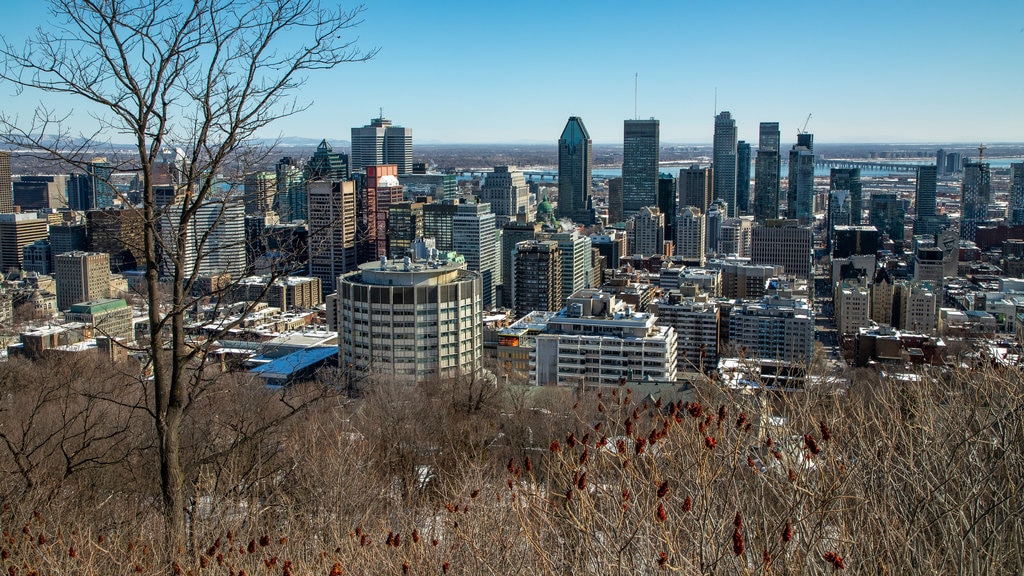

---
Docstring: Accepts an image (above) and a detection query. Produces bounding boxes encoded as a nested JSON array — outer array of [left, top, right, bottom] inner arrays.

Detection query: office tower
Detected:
[[360, 165, 404, 261], [751, 219, 812, 279], [830, 168, 863, 225], [556, 116, 594, 225], [736, 140, 751, 215], [501, 218, 540, 307], [718, 216, 753, 257], [712, 111, 738, 217], [786, 134, 815, 224], [678, 165, 712, 213], [86, 158, 115, 209], [350, 116, 412, 175], [913, 165, 938, 235], [552, 230, 593, 308], [273, 157, 305, 222], [590, 229, 627, 270], [22, 241, 51, 275], [305, 139, 349, 182], [49, 223, 88, 269], [307, 180, 357, 295], [1010, 163, 1024, 227], [159, 198, 246, 281], [607, 177, 623, 224], [705, 199, 726, 254], [657, 175, 677, 241], [870, 193, 905, 244], [622, 118, 660, 218], [54, 251, 110, 310], [0, 151, 11, 213], [337, 257, 483, 383], [86, 209, 144, 273], [631, 206, 665, 257], [827, 186, 852, 254], [12, 175, 67, 211], [675, 206, 706, 266], [423, 200, 460, 251], [833, 225, 879, 258], [935, 148, 946, 176], [243, 171, 277, 216], [753, 122, 782, 222], [960, 161, 990, 242], [0, 213, 48, 272], [401, 172, 458, 201], [481, 166, 529, 227], [513, 240, 562, 317], [945, 152, 963, 174], [387, 201, 425, 259], [452, 202, 499, 309]]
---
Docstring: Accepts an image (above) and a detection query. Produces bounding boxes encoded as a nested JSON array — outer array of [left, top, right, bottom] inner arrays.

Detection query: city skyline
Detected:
[[1, 1, 1022, 145]]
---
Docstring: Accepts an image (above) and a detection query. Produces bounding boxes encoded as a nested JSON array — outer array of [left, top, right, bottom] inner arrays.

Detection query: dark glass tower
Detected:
[[830, 168, 863, 225], [786, 133, 814, 224], [960, 161, 990, 242], [912, 165, 938, 235], [753, 122, 780, 222], [622, 118, 660, 218], [712, 111, 738, 217], [557, 116, 593, 225], [736, 140, 751, 215]]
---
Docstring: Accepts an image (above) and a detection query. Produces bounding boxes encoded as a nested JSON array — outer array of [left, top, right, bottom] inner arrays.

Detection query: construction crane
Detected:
[[978, 143, 987, 164], [798, 113, 812, 135]]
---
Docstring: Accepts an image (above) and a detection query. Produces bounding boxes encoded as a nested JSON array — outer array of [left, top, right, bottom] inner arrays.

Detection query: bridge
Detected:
[[813, 159, 919, 173]]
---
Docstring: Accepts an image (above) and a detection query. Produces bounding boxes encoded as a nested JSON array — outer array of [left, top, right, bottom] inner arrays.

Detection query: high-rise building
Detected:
[[830, 168, 863, 225], [753, 122, 781, 222], [387, 201, 425, 259], [712, 112, 738, 216], [751, 219, 812, 279], [12, 176, 67, 211], [736, 140, 751, 215], [54, 251, 110, 310], [631, 206, 665, 257], [705, 199, 726, 255], [622, 118, 660, 218], [870, 192, 905, 245], [500, 217, 540, 308], [243, 171, 277, 216], [452, 202, 499, 309], [552, 230, 593, 309], [350, 116, 412, 175], [0, 151, 12, 213], [86, 158, 115, 209], [513, 240, 562, 317], [273, 157, 305, 223], [306, 140, 349, 182], [481, 166, 529, 228], [0, 213, 48, 272], [718, 217, 754, 258], [960, 161, 990, 242], [945, 152, 963, 175], [360, 165, 404, 261], [935, 148, 946, 176], [675, 206, 706, 266], [49, 223, 87, 268], [159, 198, 246, 281], [650, 292, 719, 374], [913, 165, 939, 235], [727, 295, 815, 364], [657, 175, 677, 241], [22, 241, 51, 275], [678, 165, 712, 213], [86, 208, 145, 273], [556, 116, 594, 225], [786, 134, 815, 224], [1010, 163, 1024, 227], [423, 200, 460, 251], [827, 187, 852, 253], [307, 180, 357, 296], [607, 177, 623, 224], [337, 257, 483, 383]]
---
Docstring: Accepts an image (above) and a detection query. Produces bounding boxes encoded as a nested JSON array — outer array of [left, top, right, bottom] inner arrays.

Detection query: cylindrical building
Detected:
[[337, 257, 483, 383]]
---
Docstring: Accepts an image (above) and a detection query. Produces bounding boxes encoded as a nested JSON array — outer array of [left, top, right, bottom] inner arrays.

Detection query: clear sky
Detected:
[[1, 0, 1022, 144]]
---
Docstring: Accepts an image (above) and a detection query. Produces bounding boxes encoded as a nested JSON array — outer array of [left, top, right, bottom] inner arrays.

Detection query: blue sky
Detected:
[[1, 0, 1022, 144]]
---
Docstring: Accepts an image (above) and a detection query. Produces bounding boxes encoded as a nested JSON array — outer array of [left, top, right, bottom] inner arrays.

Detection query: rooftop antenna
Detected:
[[378, 106, 384, 119]]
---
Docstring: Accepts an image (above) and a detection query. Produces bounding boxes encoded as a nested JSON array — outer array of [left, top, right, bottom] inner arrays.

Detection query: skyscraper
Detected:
[[452, 202, 499, 309], [712, 111, 738, 217], [631, 206, 665, 257], [481, 166, 530, 228], [305, 139, 349, 182], [243, 171, 277, 216], [753, 122, 781, 222], [500, 217, 540, 308], [786, 134, 814, 224], [678, 165, 712, 214], [86, 158, 115, 209], [0, 213, 48, 272], [0, 152, 14, 213], [350, 116, 412, 175], [960, 161, 990, 242], [159, 198, 246, 281], [622, 118, 660, 218], [361, 165, 403, 261], [657, 175, 677, 242], [513, 240, 562, 317], [913, 165, 939, 235], [54, 251, 110, 311], [830, 168, 863, 225], [675, 206, 705, 266], [870, 193, 904, 244], [274, 157, 305, 222], [606, 177, 623, 225], [1011, 163, 1024, 227], [557, 116, 593, 225], [736, 140, 751, 215], [307, 180, 357, 296], [935, 148, 946, 176]]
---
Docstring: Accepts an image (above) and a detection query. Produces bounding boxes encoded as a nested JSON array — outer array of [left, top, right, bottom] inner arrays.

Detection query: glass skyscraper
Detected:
[[712, 112, 738, 217], [753, 122, 781, 222], [622, 118, 659, 219], [557, 116, 593, 225]]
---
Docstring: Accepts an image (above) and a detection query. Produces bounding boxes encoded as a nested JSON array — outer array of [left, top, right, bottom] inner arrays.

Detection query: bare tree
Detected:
[[0, 0, 375, 549]]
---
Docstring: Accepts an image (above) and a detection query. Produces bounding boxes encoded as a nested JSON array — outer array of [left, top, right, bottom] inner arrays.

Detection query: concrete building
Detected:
[[0, 213, 48, 272], [159, 198, 246, 281], [307, 180, 358, 296], [22, 240, 51, 275], [836, 280, 871, 335], [650, 291, 719, 373], [606, 177, 624, 224], [361, 165, 404, 262], [751, 219, 812, 279], [500, 217, 540, 307], [232, 275, 323, 311], [622, 119, 660, 218], [727, 295, 815, 364], [64, 298, 133, 341], [552, 229, 593, 309], [337, 256, 482, 383], [714, 261, 779, 299], [675, 205, 705, 266], [533, 290, 677, 386], [12, 175, 67, 211], [705, 199, 726, 255], [243, 170, 277, 216], [679, 164, 712, 214], [350, 116, 412, 175], [897, 281, 938, 334], [513, 240, 562, 317], [631, 205, 665, 257], [54, 251, 110, 311], [718, 216, 753, 257], [86, 208, 145, 272], [870, 268, 895, 326], [452, 202, 499, 309], [481, 166, 530, 228]]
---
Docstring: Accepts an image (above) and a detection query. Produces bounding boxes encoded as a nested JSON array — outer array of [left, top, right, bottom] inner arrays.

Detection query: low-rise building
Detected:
[[650, 291, 719, 373], [63, 298, 134, 341]]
